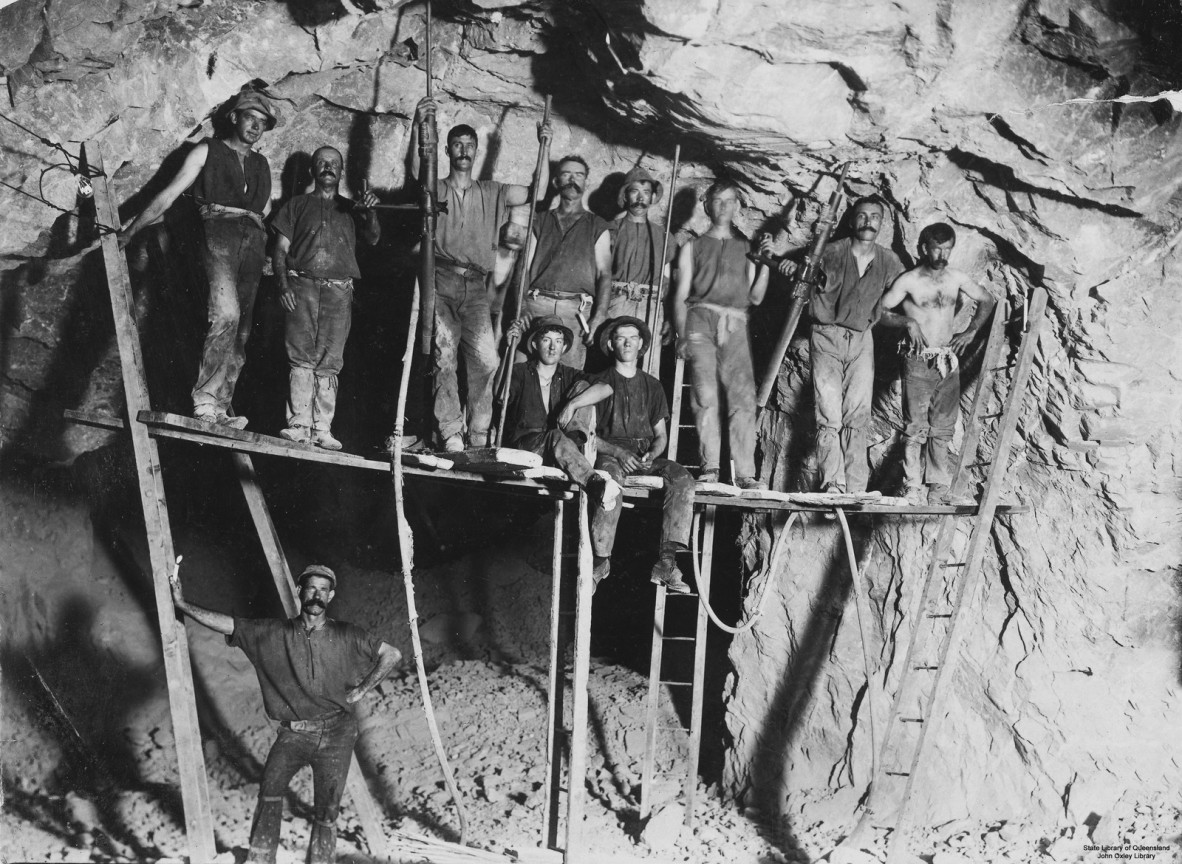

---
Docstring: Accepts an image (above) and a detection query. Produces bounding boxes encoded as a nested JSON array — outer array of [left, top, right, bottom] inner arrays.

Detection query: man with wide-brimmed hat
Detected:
[[502, 316, 621, 509], [605, 166, 677, 328], [168, 562, 401, 864], [119, 89, 281, 430], [589, 316, 695, 593]]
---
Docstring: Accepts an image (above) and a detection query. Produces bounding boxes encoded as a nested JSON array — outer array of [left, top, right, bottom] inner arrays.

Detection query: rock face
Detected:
[[1, 0, 1180, 851]]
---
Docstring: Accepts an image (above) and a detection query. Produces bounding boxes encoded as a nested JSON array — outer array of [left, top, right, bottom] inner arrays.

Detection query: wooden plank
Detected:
[[86, 141, 216, 861], [683, 506, 715, 828], [564, 489, 594, 862], [543, 501, 566, 848], [639, 581, 668, 820]]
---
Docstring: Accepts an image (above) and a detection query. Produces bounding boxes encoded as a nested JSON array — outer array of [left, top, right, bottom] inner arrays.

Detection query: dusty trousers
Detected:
[[285, 274, 353, 432], [192, 216, 266, 414], [433, 267, 499, 444], [810, 323, 874, 492], [247, 715, 358, 864], [591, 453, 693, 558], [901, 355, 959, 488], [684, 303, 757, 479], [511, 387, 597, 487]]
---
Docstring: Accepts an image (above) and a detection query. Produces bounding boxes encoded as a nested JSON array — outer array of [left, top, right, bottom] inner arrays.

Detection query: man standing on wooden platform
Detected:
[[672, 179, 771, 490], [606, 167, 674, 328], [590, 317, 695, 593], [525, 155, 612, 369], [272, 145, 380, 450], [169, 563, 400, 864], [810, 195, 904, 494], [412, 99, 552, 452], [502, 316, 621, 508], [880, 222, 995, 506], [118, 90, 277, 430]]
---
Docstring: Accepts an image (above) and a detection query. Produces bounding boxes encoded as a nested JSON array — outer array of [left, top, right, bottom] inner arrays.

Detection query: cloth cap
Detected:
[[298, 564, 336, 589], [526, 316, 574, 355], [617, 166, 664, 209], [599, 315, 652, 357], [232, 91, 279, 130]]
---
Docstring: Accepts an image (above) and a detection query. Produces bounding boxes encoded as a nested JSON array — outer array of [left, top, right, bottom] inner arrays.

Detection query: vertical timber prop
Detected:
[[563, 480, 595, 862], [417, 0, 439, 356], [643, 144, 680, 381], [86, 140, 217, 861], [393, 277, 470, 843]]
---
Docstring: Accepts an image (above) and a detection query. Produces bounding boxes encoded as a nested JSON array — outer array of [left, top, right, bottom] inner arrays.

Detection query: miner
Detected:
[[118, 90, 277, 430], [502, 316, 621, 509], [879, 222, 996, 505], [590, 316, 695, 593], [810, 195, 904, 494], [525, 155, 612, 369], [412, 99, 553, 452], [169, 563, 400, 864], [605, 166, 675, 330], [671, 179, 771, 490], [271, 146, 379, 450]]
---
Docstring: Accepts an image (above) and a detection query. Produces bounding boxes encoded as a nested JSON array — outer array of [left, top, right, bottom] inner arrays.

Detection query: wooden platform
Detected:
[[63, 410, 1029, 516]]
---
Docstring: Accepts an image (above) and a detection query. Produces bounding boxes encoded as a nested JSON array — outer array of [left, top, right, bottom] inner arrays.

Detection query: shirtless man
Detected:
[[880, 222, 996, 505]]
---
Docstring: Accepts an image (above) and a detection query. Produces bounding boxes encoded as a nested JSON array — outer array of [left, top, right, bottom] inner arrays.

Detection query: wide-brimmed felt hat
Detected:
[[526, 316, 574, 355], [599, 315, 652, 357], [231, 91, 279, 130], [298, 563, 336, 589], [617, 166, 664, 209]]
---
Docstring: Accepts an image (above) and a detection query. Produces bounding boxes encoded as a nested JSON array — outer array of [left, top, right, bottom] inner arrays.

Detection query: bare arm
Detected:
[[346, 641, 403, 704], [672, 241, 694, 357], [274, 233, 295, 313], [169, 570, 235, 635], [409, 97, 435, 182], [586, 230, 613, 342], [504, 118, 553, 205], [747, 258, 770, 306], [562, 381, 612, 413], [357, 190, 380, 245], [949, 276, 996, 353], [118, 142, 209, 249], [879, 273, 926, 349], [645, 418, 669, 461]]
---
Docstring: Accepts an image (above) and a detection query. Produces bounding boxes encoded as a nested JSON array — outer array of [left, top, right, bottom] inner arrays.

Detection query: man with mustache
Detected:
[[809, 195, 905, 494], [525, 155, 613, 369], [118, 90, 278, 429], [501, 316, 622, 509], [879, 222, 995, 505], [271, 146, 380, 450], [412, 100, 552, 452], [168, 563, 401, 864], [605, 167, 676, 330]]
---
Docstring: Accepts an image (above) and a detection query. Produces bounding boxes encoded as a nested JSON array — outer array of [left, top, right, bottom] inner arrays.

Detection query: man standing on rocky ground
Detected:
[[525, 155, 612, 369], [809, 195, 905, 494], [879, 222, 996, 506], [118, 90, 277, 430], [589, 316, 695, 593], [502, 315, 621, 508], [672, 179, 771, 490], [605, 167, 676, 334], [271, 145, 379, 451], [169, 562, 400, 864], [412, 98, 552, 452]]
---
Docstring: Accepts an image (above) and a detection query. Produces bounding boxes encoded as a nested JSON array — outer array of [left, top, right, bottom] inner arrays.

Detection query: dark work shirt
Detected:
[[813, 237, 905, 331], [228, 617, 382, 722], [592, 366, 669, 454], [190, 137, 271, 214], [608, 217, 672, 285], [505, 360, 585, 447], [530, 208, 609, 295], [435, 178, 509, 272], [272, 193, 364, 280], [689, 235, 751, 308]]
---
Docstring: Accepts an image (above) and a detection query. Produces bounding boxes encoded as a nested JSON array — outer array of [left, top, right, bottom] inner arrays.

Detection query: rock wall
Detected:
[[1, 0, 1180, 845]]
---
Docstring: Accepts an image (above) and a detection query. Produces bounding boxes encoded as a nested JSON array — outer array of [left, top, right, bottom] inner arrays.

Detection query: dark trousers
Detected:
[[901, 355, 959, 487], [509, 382, 598, 488], [192, 217, 266, 413], [248, 715, 358, 864], [591, 453, 693, 558]]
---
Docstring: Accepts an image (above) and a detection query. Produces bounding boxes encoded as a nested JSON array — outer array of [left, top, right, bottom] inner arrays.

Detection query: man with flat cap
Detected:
[[169, 562, 401, 864], [502, 315, 621, 509], [120, 89, 279, 429], [589, 316, 695, 593], [606, 166, 676, 329]]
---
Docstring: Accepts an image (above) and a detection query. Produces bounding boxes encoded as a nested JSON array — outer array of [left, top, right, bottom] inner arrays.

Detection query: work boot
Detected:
[[468, 429, 491, 448], [218, 412, 249, 430], [443, 435, 465, 453], [285, 367, 315, 440], [736, 476, 767, 491], [903, 483, 927, 506], [697, 467, 720, 484], [650, 553, 691, 594], [194, 405, 219, 425], [311, 373, 341, 451], [312, 429, 343, 451], [930, 483, 975, 507], [280, 426, 309, 444]]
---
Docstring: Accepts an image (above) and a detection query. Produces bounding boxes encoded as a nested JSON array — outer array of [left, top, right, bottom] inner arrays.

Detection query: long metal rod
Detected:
[[645, 144, 681, 381]]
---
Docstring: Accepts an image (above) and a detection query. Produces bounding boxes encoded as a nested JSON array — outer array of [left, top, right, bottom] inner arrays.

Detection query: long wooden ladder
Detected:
[[850, 288, 1047, 861]]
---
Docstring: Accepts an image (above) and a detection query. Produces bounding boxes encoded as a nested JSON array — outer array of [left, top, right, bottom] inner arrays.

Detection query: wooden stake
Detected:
[[563, 485, 594, 862]]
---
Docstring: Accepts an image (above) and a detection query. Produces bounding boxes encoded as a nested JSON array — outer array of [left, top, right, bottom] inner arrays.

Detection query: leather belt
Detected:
[[611, 280, 656, 301], [528, 289, 593, 307], [198, 202, 265, 231], [436, 258, 488, 279], [281, 713, 346, 732]]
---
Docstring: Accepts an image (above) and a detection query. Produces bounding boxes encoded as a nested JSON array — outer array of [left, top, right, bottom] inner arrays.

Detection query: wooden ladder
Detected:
[[848, 288, 1048, 861]]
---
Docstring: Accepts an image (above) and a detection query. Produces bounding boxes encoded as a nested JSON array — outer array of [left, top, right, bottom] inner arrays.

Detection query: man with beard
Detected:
[[118, 90, 278, 429], [605, 167, 676, 330], [810, 195, 905, 494], [169, 563, 400, 864], [502, 316, 622, 509], [879, 222, 995, 505], [525, 155, 612, 369], [412, 100, 552, 452], [272, 146, 379, 450], [590, 317, 695, 593]]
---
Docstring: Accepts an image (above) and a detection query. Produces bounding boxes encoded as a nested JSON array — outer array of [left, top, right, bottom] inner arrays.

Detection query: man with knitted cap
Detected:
[[119, 90, 280, 429], [606, 166, 677, 329], [168, 562, 401, 864], [589, 316, 695, 593], [502, 315, 621, 509]]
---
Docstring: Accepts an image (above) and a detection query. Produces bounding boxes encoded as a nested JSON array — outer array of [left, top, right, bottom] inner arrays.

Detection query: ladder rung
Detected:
[[662, 636, 696, 642], [926, 612, 953, 619], [659, 724, 689, 732], [990, 364, 1014, 372], [658, 680, 693, 687], [941, 562, 966, 568], [980, 412, 1003, 419], [901, 717, 925, 723], [884, 770, 911, 776], [965, 462, 990, 469], [913, 664, 939, 671]]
